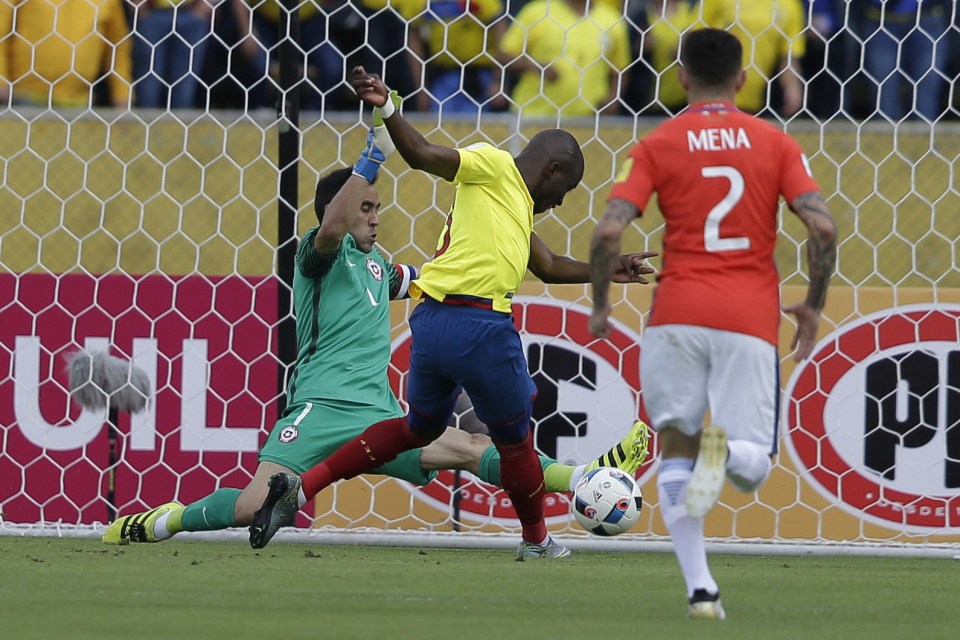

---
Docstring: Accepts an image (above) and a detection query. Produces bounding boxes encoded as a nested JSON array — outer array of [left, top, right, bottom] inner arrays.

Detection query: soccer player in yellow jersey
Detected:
[[252, 66, 655, 560]]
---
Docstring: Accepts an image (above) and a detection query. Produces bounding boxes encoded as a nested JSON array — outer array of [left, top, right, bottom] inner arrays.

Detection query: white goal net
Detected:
[[1, 0, 959, 555]]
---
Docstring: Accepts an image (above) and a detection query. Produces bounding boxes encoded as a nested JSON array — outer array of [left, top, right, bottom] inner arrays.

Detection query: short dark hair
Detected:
[[680, 28, 743, 88], [313, 167, 377, 223]]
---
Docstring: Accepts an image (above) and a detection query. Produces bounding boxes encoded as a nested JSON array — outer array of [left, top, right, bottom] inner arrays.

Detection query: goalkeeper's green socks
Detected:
[[477, 446, 565, 490], [176, 488, 242, 532], [543, 463, 576, 493]]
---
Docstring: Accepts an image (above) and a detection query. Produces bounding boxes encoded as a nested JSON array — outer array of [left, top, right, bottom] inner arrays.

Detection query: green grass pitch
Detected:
[[2, 537, 957, 640]]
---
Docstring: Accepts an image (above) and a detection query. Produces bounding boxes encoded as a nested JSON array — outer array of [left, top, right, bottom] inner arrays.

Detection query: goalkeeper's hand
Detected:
[[352, 128, 387, 183], [371, 90, 402, 158]]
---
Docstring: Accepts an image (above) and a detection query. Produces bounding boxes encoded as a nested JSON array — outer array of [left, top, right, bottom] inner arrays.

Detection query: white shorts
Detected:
[[640, 324, 779, 452]]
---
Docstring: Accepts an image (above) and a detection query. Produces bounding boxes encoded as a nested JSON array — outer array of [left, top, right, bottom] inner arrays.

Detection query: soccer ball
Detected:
[[573, 467, 644, 536]]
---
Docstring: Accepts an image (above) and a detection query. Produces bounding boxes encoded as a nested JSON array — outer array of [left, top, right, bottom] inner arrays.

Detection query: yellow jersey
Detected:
[[699, 0, 806, 113], [410, 143, 533, 313], [500, 0, 630, 116]]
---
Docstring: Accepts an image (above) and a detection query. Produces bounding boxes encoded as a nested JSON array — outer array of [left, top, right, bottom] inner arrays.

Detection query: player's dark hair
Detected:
[[680, 28, 743, 88], [313, 167, 377, 223]]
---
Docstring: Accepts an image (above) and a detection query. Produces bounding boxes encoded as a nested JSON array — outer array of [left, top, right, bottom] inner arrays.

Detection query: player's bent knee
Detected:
[[485, 405, 533, 443], [409, 408, 450, 442], [725, 443, 772, 493], [727, 470, 768, 492], [725, 440, 770, 483]]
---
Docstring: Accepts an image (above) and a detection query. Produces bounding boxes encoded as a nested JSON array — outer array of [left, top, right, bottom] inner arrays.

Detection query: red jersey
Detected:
[[609, 101, 820, 345]]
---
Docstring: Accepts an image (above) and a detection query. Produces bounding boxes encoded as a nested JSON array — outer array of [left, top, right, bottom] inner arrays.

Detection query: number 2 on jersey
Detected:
[[701, 166, 750, 252]]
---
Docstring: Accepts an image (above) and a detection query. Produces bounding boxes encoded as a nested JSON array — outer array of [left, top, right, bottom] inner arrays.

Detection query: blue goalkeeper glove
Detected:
[[352, 127, 387, 183]]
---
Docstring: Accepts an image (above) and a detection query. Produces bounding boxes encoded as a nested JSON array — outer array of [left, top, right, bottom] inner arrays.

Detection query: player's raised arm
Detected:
[[783, 190, 838, 361], [349, 66, 460, 182], [312, 133, 385, 255], [588, 198, 641, 338]]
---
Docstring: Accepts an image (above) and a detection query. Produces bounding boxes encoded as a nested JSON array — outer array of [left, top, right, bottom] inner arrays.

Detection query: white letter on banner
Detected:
[[179, 338, 259, 452], [130, 337, 158, 451], [14, 335, 107, 451]]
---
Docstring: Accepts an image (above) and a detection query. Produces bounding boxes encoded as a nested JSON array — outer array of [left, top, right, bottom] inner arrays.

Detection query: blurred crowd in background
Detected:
[[0, 0, 957, 122]]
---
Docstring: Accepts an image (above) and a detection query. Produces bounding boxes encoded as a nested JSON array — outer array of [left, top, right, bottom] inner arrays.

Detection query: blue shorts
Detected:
[[407, 298, 536, 432]]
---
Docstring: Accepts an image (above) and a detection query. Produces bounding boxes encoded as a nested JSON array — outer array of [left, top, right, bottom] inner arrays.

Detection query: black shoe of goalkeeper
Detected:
[[249, 472, 302, 549]]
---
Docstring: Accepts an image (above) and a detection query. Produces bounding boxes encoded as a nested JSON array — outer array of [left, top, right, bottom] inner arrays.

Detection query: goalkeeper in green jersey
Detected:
[[102, 100, 651, 546]]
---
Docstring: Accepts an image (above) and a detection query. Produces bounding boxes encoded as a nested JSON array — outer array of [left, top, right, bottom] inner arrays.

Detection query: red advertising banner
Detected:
[[0, 273, 278, 525], [783, 304, 960, 530]]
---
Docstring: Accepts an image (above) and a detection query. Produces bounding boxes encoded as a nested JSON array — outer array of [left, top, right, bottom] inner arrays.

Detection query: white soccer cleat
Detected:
[[687, 589, 727, 620], [515, 536, 572, 561], [685, 424, 727, 517]]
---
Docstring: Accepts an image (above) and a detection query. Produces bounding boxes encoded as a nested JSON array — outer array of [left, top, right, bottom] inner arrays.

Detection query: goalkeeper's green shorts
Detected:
[[258, 400, 437, 486]]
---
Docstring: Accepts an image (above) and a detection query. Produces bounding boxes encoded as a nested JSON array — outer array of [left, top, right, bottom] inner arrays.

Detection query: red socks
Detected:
[[300, 416, 432, 500], [299, 417, 548, 545], [495, 432, 547, 544]]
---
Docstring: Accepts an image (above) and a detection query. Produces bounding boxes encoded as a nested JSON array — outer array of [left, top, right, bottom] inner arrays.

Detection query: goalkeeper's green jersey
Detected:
[[284, 228, 416, 416]]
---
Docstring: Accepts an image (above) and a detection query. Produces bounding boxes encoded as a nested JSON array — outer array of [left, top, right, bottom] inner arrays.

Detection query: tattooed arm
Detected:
[[784, 191, 838, 361], [589, 198, 641, 338]]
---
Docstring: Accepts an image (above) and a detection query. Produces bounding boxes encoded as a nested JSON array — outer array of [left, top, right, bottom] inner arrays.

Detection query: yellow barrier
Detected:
[[1, 114, 958, 291]]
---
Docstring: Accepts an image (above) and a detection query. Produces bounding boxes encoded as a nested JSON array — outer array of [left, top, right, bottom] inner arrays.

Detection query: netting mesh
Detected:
[[1, 0, 959, 549]]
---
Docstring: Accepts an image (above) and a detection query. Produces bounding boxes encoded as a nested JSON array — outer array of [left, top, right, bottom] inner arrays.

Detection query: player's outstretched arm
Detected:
[[784, 191, 838, 361], [588, 198, 641, 338], [528, 232, 654, 285], [312, 132, 385, 254], [349, 66, 460, 182]]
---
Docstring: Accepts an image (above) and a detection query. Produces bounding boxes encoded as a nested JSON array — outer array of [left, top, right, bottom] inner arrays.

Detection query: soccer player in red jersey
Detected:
[[589, 28, 837, 619]]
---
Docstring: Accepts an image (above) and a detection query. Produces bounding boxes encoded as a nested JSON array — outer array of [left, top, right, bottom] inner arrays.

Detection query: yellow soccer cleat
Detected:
[[101, 502, 182, 544], [585, 420, 651, 476]]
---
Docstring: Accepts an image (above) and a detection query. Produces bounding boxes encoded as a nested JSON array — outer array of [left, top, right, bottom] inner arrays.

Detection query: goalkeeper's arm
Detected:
[[311, 121, 392, 255]]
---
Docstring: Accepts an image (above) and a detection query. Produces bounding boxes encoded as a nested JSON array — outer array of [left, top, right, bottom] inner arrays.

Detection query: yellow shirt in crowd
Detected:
[[0, 0, 132, 107], [245, 0, 320, 23], [699, 0, 806, 113], [153, 0, 193, 8], [647, 0, 700, 110], [500, 0, 630, 117], [366, 0, 502, 69]]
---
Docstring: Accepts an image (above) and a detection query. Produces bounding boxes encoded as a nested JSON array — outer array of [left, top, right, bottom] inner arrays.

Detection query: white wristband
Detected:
[[375, 97, 395, 120]]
